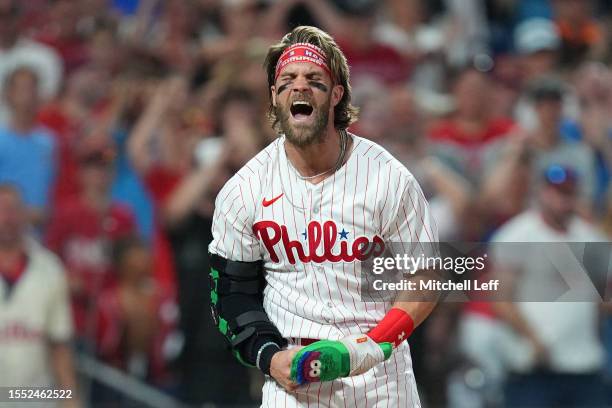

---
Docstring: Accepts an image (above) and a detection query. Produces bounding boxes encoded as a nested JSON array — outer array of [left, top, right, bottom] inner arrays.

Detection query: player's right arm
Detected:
[[291, 173, 438, 385], [366, 173, 441, 346], [208, 176, 296, 388]]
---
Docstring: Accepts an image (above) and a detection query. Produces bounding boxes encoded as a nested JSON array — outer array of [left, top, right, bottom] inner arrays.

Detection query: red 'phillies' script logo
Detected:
[[0, 323, 43, 341], [253, 220, 385, 264]]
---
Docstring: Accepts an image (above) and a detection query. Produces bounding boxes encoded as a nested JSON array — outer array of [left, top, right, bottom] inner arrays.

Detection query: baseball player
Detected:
[[209, 26, 439, 407]]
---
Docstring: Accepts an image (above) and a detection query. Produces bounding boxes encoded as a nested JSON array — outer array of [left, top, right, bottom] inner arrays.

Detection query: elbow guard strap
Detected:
[[367, 308, 415, 348], [209, 253, 286, 369]]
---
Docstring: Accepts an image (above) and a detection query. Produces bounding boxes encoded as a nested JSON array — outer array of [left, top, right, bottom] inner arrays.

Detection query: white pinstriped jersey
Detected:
[[209, 134, 437, 407]]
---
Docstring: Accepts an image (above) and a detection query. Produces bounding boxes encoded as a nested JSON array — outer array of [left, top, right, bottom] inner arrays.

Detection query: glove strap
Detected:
[[256, 342, 281, 375], [367, 308, 414, 347]]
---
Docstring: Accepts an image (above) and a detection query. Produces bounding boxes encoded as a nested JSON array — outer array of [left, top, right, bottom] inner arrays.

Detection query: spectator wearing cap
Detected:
[[0, 184, 80, 407], [514, 18, 561, 84], [482, 77, 597, 225], [46, 145, 136, 340], [488, 164, 607, 407], [0, 67, 57, 227], [512, 17, 566, 133], [527, 78, 597, 203], [0, 1, 63, 124]]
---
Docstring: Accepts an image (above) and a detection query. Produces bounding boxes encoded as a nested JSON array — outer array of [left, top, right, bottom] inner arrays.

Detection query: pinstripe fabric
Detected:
[[209, 135, 437, 407]]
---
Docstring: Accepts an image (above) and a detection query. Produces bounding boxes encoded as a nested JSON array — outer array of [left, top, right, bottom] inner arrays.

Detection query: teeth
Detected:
[[292, 101, 311, 107]]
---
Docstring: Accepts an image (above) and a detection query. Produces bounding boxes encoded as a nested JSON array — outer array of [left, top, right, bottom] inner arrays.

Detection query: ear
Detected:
[[271, 85, 277, 108], [331, 84, 344, 108]]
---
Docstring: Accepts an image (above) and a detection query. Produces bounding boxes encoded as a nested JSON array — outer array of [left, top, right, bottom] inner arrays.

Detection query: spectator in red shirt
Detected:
[[46, 145, 136, 339], [96, 237, 178, 387], [39, 66, 113, 207], [427, 67, 517, 183], [35, 0, 89, 74], [430, 67, 516, 146]]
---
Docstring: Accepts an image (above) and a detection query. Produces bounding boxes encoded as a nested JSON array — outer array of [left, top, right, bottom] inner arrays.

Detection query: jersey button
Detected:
[[327, 301, 334, 308], [313, 207, 319, 214]]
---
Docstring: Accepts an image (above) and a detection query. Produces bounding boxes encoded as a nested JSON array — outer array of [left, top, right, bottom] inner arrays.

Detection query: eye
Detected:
[[309, 81, 328, 92], [308, 359, 322, 378], [276, 83, 290, 93], [309, 368, 321, 377]]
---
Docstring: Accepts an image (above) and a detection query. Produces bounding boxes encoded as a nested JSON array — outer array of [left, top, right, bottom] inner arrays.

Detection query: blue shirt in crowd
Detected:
[[0, 124, 56, 209], [111, 128, 154, 240]]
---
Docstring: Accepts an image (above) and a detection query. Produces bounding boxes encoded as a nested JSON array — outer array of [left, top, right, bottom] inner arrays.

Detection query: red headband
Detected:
[[274, 42, 331, 82]]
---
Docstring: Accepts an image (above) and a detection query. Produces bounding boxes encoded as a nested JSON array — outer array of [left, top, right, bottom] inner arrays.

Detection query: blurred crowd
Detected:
[[0, 0, 611, 406]]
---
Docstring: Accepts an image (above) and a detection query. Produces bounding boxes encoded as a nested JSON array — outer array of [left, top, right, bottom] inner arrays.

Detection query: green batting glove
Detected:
[[290, 335, 393, 384]]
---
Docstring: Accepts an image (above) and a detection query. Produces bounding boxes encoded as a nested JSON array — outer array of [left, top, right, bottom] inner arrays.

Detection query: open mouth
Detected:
[[290, 100, 314, 120]]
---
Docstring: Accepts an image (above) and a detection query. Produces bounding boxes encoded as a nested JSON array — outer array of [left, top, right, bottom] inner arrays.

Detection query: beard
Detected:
[[276, 96, 331, 147]]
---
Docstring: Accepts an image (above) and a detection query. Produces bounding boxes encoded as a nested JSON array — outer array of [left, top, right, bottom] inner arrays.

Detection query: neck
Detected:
[[120, 276, 149, 290], [285, 128, 350, 184], [11, 114, 35, 134], [540, 210, 569, 233], [457, 110, 486, 125], [0, 35, 17, 49], [0, 242, 24, 269], [82, 189, 109, 211], [534, 127, 558, 148]]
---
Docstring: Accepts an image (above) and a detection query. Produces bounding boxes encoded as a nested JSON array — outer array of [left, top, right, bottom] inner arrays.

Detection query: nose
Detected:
[[291, 75, 310, 93]]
